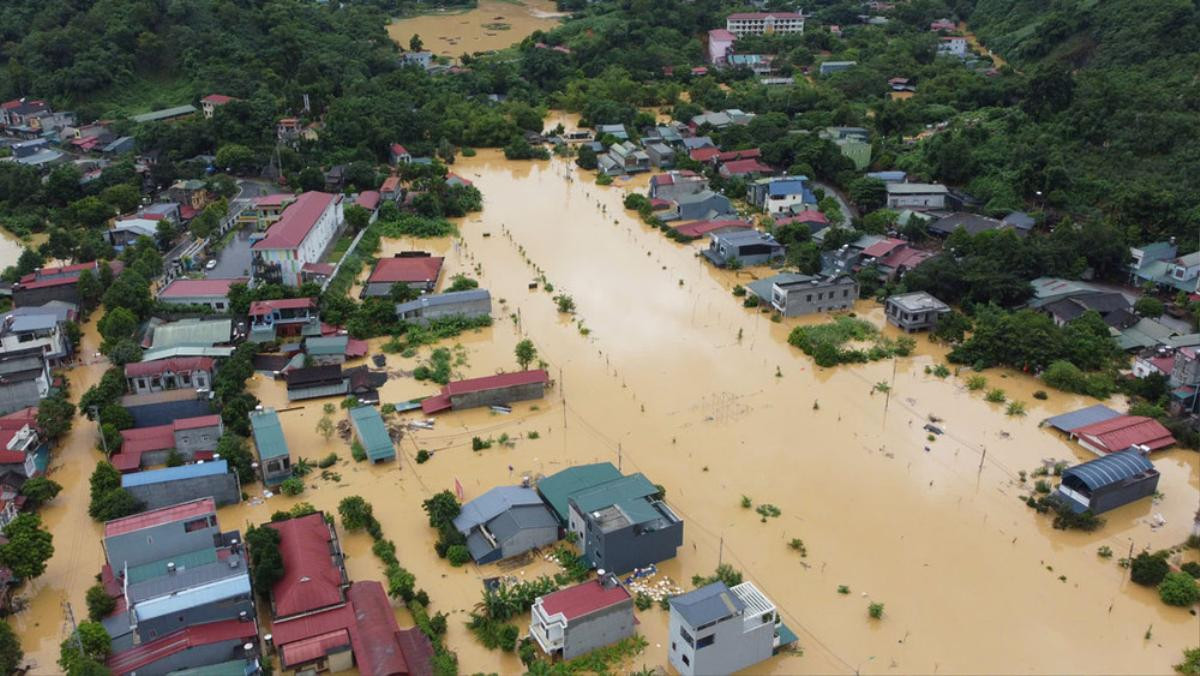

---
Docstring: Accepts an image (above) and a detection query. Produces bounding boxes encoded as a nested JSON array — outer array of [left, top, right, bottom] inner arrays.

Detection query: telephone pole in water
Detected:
[[63, 599, 83, 655]]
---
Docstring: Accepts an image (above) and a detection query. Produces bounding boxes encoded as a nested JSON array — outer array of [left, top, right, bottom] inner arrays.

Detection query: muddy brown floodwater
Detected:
[[387, 0, 565, 58], [0, 230, 47, 270], [11, 150, 1198, 674]]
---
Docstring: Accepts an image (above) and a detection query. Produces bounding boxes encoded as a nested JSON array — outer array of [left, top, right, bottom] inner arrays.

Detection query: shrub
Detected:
[[932, 364, 951, 378], [338, 496, 374, 531], [318, 452, 339, 468], [837, 585, 850, 594], [1006, 400, 1027, 417], [732, 285, 746, 297], [472, 436, 493, 451], [985, 388, 1006, 403], [1033, 390, 1048, 400], [279, 477, 304, 496], [1158, 571, 1200, 607], [1034, 479, 1051, 494], [740, 495, 752, 508], [447, 545, 472, 567], [1130, 551, 1171, 586], [966, 375, 987, 391], [1176, 647, 1200, 675], [85, 584, 116, 621], [553, 294, 576, 313], [165, 449, 184, 467], [634, 593, 653, 611], [1181, 561, 1200, 579], [351, 440, 367, 462], [416, 450, 431, 463], [1097, 546, 1113, 559], [868, 602, 885, 619]]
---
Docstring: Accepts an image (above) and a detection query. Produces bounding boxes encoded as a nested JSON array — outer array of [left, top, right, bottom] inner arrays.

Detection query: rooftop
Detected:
[[125, 356, 215, 378], [158, 278, 244, 299], [106, 618, 257, 674], [267, 512, 345, 618], [887, 291, 950, 313], [131, 105, 198, 123], [453, 486, 545, 533], [1062, 450, 1157, 491], [1073, 415, 1176, 454], [444, 369, 548, 397], [253, 192, 338, 251], [150, 319, 232, 349], [367, 256, 444, 284], [538, 578, 631, 621], [671, 582, 745, 627], [537, 462, 622, 522], [249, 409, 290, 460], [121, 460, 228, 488], [104, 497, 216, 538], [348, 406, 394, 461], [887, 182, 949, 194], [395, 288, 491, 314], [249, 297, 316, 315]]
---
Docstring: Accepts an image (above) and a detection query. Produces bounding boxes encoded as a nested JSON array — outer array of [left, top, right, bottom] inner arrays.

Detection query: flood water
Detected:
[[0, 229, 46, 270], [11, 149, 1199, 674], [387, 0, 565, 58]]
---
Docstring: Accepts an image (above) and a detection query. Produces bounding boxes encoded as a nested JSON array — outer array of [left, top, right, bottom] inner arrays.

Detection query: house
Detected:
[[167, 179, 210, 215], [1069, 415, 1175, 455], [0, 98, 50, 128], [112, 414, 223, 472], [568, 473, 683, 574], [125, 357, 214, 395], [769, 275, 858, 316], [0, 301, 76, 366], [726, 12, 805, 36], [200, 94, 235, 119], [727, 54, 776, 75], [668, 581, 795, 676], [243, 193, 298, 229], [748, 176, 815, 214], [324, 164, 348, 192], [530, 575, 635, 660], [451, 486, 559, 564], [106, 218, 159, 250], [1001, 211, 1036, 234], [12, 260, 123, 307], [420, 369, 549, 414], [348, 406, 396, 463], [157, 278, 244, 312], [603, 142, 651, 175], [0, 408, 49, 479], [394, 289, 492, 325], [122, 460, 240, 510], [264, 511, 349, 620], [536, 462, 623, 525], [0, 349, 51, 416], [689, 110, 754, 130], [1042, 292, 1137, 330], [131, 105, 197, 124], [305, 335, 350, 365], [249, 297, 320, 342], [401, 51, 434, 69], [252, 192, 343, 286], [362, 255, 444, 297], [719, 158, 774, 179], [774, 210, 829, 233], [355, 190, 382, 222], [859, 237, 934, 280], [1056, 450, 1160, 515], [138, 201, 182, 224], [665, 190, 736, 222], [927, 212, 1005, 237], [102, 136, 136, 155], [930, 18, 956, 31], [380, 175, 403, 202], [885, 183, 948, 210], [937, 36, 968, 57], [708, 29, 736, 65], [286, 365, 350, 401], [682, 136, 716, 152], [1043, 405, 1122, 436], [644, 142, 675, 168], [249, 409, 291, 485], [673, 219, 753, 239], [106, 619, 259, 676], [595, 124, 628, 141], [146, 318, 234, 352], [390, 143, 412, 166], [649, 171, 706, 202], [100, 498, 255, 661], [277, 117, 303, 143], [9, 138, 65, 167], [1129, 242, 1200, 293], [868, 170, 908, 184], [819, 61, 857, 76], [885, 292, 951, 332], [702, 230, 784, 268]]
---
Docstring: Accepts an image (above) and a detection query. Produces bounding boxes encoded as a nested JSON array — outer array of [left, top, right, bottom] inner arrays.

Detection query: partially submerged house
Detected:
[[121, 460, 241, 510], [1069, 415, 1175, 455], [567, 473, 683, 574], [452, 486, 559, 564], [0, 301, 77, 366], [529, 574, 635, 660], [421, 369, 549, 414], [1056, 450, 1160, 515], [286, 365, 350, 401], [701, 230, 784, 268], [305, 335, 351, 365], [251, 191, 343, 287], [112, 414, 223, 472], [394, 289, 492, 325], [668, 581, 795, 676], [663, 190, 736, 222], [362, 255, 444, 297], [348, 406, 396, 464], [536, 462, 624, 526], [157, 278, 243, 312], [125, 357, 215, 395], [768, 275, 858, 316], [885, 292, 951, 332], [249, 409, 291, 485], [0, 349, 51, 416]]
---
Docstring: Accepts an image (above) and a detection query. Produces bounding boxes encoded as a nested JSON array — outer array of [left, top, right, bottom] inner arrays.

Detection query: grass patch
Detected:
[[325, 234, 355, 263], [787, 316, 915, 367]]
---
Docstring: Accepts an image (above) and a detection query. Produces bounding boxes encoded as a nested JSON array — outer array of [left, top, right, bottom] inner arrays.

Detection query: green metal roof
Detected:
[[305, 335, 348, 356], [776, 622, 799, 648], [536, 462, 622, 522], [348, 406, 394, 461], [151, 318, 233, 349], [571, 474, 660, 523], [249, 410, 289, 460], [126, 547, 218, 584]]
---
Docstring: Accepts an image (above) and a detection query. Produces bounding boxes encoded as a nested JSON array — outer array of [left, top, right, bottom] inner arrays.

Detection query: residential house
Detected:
[[167, 179, 210, 217], [286, 365, 350, 401], [394, 289, 492, 325], [421, 369, 549, 414], [390, 143, 412, 166], [927, 212, 1006, 237], [726, 12, 805, 36], [102, 136, 136, 155], [277, 118, 303, 144], [727, 54, 776, 75], [867, 170, 907, 184], [536, 462, 623, 525], [595, 124, 628, 141], [769, 275, 858, 316], [139, 201, 182, 224], [1069, 415, 1175, 455], [12, 260, 124, 307], [648, 171, 706, 202], [748, 176, 815, 214], [0, 407, 49, 479], [1002, 211, 1036, 234], [200, 94, 235, 119], [930, 18, 956, 31], [1056, 450, 1159, 515], [241, 193, 297, 229], [9, 138, 64, 167], [324, 164, 348, 192], [719, 158, 774, 179], [122, 460, 241, 510], [452, 486, 559, 564], [125, 357, 215, 395], [1042, 292, 1137, 330], [819, 61, 857, 76], [380, 175, 403, 202], [305, 335, 350, 365], [0, 301, 76, 366], [1044, 405, 1123, 437], [601, 142, 651, 175], [673, 219, 753, 239], [249, 297, 320, 342], [0, 98, 50, 128], [0, 349, 51, 416], [1168, 346, 1200, 414], [100, 498, 255, 660], [664, 190, 736, 222], [131, 105, 197, 124], [708, 28, 736, 65], [773, 210, 829, 234], [668, 581, 795, 676], [885, 183, 948, 210], [530, 575, 635, 660], [252, 191, 343, 286], [348, 406, 396, 463], [858, 237, 934, 280], [157, 278, 244, 312], [106, 619, 259, 676], [644, 142, 675, 168], [1129, 241, 1200, 293], [702, 230, 784, 268], [689, 110, 754, 131], [146, 318, 234, 353], [937, 36, 968, 57], [401, 51, 434, 69], [362, 255, 444, 297], [249, 409, 291, 485], [885, 292, 950, 332], [112, 414, 223, 472], [682, 136, 716, 152], [107, 218, 159, 251], [355, 190, 382, 222], [568, 473, 683, 574]]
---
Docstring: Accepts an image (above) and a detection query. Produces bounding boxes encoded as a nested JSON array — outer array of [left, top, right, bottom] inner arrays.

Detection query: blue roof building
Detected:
[[1057, 450, 1160, 514], [452, 486, 558, 564], [250, 409, 291, 486], [669, 581, 794, 675], [348, 406, 395, 463]]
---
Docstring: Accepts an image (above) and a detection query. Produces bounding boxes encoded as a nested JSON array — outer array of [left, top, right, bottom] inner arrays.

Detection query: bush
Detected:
[[634, 593, 653, 611], [416, 450, 431, 463], [732, 285, 746, 297], [985, 388, 1006, 403], [1130, 551, 1171, 586], [338, 496, 375, 531], [165, 449, 184, 467], [318, 452, 339, 468], [966, 374, 987, 391], [1158, 571, 1200, 607], [85, 584, 116, 621], [1181, 561, 1200, 579], [868, 602, 885, 619], [351, 440, 367, 462], [1177, 647, 1200, 675], [1033, 390, 1048, 400], [447, 545, 471, 567], [1006, 400, 1027, 416], [279, 477, 305, 496]]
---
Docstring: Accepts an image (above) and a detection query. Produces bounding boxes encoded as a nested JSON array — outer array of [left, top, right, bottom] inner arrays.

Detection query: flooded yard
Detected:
[[387, 0, 566, 58], [0, 229, 47, 270]]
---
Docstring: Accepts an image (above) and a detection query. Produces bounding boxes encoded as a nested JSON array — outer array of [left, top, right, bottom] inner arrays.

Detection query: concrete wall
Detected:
[[1089, 474, 1160, 514], [564, 599, 636, 660], [583, 510, 683, 575], [774, 279, 858, 317], [451, 382, 545, 411], [668, 606, 774, 676], [885, 302, 947, 332], [104, 513, 219, 569], [128, 368, 213, 395], [175, 422, 222, 454], [398, 297, 492, 325], [126, 473, 241, 511]]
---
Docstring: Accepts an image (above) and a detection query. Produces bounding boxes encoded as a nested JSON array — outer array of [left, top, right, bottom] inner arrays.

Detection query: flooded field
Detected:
[[387, 0, 566, 58], [0, 229, 47, 270], [11, 149, 1198, 674]]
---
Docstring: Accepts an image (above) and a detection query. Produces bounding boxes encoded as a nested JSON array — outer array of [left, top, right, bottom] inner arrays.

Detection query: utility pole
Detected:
[[63, 599, 83, 655], [618, 443, 622, 472], [978, 447, 986, 474], [718, 536, 724, 568], [89, 406, 109, 457]]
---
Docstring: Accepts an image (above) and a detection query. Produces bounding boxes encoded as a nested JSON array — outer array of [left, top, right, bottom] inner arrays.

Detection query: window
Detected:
[[682, 655, 690, 666], [671, 642, 677, 652], [805, 294, 812, 302], [184, 517, 208, 533], [696, 635, 715, 649], [680, 627, 694, 647], [181, 373, 191, 386], [843, 289, 849, 298]]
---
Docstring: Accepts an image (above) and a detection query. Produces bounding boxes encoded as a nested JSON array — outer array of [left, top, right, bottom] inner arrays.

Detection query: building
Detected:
[[452, 486, 558, 564], [530, 575, 635, 660], [131, 105, 198, 124], [390, 143, 412, 166], [106, 619, 259, 676], [421, 369, 549, 414], [0, 301, 77, 366], [708, 29, 736, 65], [673, 220, 753, 240], [248, 297, 320, 342], [106, 218, 159, 251], [125, 357, 214, 395], [122, 460, 241, 510], [380, 176, 403, 202], [113, 414, 223, 472], [1056, 450, 1160, 515], [249, 409, 291, 485], [568, 473, 682, 575], [12, 260, 123, 308], [0, 349, 51, 416], [395, 289, 492, 325], [401, 51, 434, 69], [648, 171, 706, 202], [885, 292, 951, 332], [362, 255, 444, 297], [286, 365, 350, 401], [666, 190, 737, 222], [302, 335, 349, 366], [536, 462, 624, 525], [689, 110, 754, 131], [102, 136, 136, 155], [719, 158, 774, 179], [931, 18, 956, 31], [242, 193, 298, 229], [0, 407, 49, 479], [158, 278, 244, 312], [1070, 415, 1175, 455], [147, 318, 233, 352], [1129, 241, 1200, 293], [348, 406, 396, 463], [702, 230, 784, 268], [599, 142, 651, 175], [885, 183, 948, 210], [668, 581, 795, 676], [251, 192, 343, 287], [1042, 291, 1137, 330], [747, 176, 815, 214], [769, 275, 858, 316], [927, 212, 1005, 237], [644, 142, 676, 168], [200, 94, 235, 119], [937, 36, 968, 57], [726, 12, 805, 36], [595, 124, 628, 141], [819, 61, 857, 76], [0, 98, 50, 128]]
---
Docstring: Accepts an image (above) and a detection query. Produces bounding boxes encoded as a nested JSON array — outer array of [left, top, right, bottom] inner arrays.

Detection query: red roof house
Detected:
[[364, 257, 444, 296], [106, 618, 258, 675], [774, 210, 829, 228], [356, 190, 381, 212], [422, 369, 549, 414], [689, 147, 720, 163], [266, 512, 348, 619], [1071, 415, 1176, 455], [252, 191, 339, 252], [672, 219, 753, 239], [104, 497, 216, 538], [719, 158, 774, 178], [249, 297, 317, 317]]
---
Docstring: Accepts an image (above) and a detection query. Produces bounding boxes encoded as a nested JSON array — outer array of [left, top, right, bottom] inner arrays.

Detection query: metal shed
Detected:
[[1057, 450, 1159, 514]]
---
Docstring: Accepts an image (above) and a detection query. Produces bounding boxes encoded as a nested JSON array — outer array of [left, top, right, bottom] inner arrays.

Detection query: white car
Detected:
[[205, 259, 218, 270]]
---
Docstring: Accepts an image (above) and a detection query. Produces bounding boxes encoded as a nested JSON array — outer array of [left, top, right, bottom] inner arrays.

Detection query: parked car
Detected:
[[205, 258, 218, 270]]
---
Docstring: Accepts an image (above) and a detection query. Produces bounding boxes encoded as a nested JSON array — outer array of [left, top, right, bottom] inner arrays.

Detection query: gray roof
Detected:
[[712, 229, 779, 247], [671, 582, 745, 627], [131, 105, 198, 123], [887, 291, 950, 313], [453, 486, 544, 533], [127, 399, 214, 428], [747, 273, 812, 302], [10, 300, 76, 322], [151, 318, 232, 349], [122, 460, 228, 488], [1002, 211, 1036, 230], [6, 314, 58, 332], [682, 136, 714, 150], [1043, 405, 1121, 434], [928, 212, 1002, 235], [887, 182, 948, 195], [1062, 450, 1155, 491], [394, 289, 490, 314], [486, 504, 558, 542]]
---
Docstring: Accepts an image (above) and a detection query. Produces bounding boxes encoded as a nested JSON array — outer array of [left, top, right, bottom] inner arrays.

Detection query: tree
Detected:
[[338, 496, 375, 531], [0, 621, 21, 675], [297, 166, 324, 192], [0, 513, 54, 580], [89, 488, 142, 521], [1134, 297, 1165, 318], [216, 433, 256, 484], [102, 270, 153, 318], [1130, 551, 1171, 586], [849, 178, 887, 212], [316, 415, 334, 441], [20, 477, 62, 507], [447, 275, 479, 292], [515, 339, 537, 370], [1158, 571, 1200, 607], [99, 306, 138, 345], [100, 184, 141, 213], [280, 477, 304, 496], [58, 621, 111, 672], [344, 204, 371, 233], [36, 394, 76, 442], [931, 311, 972, 344], [245, 524, 284, 595], [85, 584, 117, 621], [410, 34, 423, 52], [76, 268, 102, 310], [215, 144, 256, 173], [422, 491, 461, 529]]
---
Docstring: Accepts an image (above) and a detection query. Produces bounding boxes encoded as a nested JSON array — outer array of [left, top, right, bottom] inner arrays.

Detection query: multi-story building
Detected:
[[0, 348, 51, 416], [12, 260, 124, 308], [770, 274, 858, 316], [248, 297, 320, 342], [251, 192, 343, 286], [530, 574, 635, 660], [200, 94, 235, 119], [726, 12, 804, 36], [567, 474, 683, 575], [668, 581, 796, 675], [0, 301, 76, 366]]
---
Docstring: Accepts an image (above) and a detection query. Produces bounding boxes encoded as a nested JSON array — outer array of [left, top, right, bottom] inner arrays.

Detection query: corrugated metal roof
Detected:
[[536, 462, 623, 522], [671, 582, 745, 627], [305, 335, 349, 356], [134, 574, 251, 621], [444, 369, 548, 396], [348, 406, 394, 461], [122, 460, 228, 488], [253, 192, 336, 250], [250, 410, 289, 460], [571, 474, 658, 515], [1073, 415, 1176, 453], [453, 486, 545, 532], [267, 513, 344, 618], [1062, 450, 1156, 491], [394, 288, 491, 314], [1044, 405, 1121, 433], [125, 547, 218, 584], [539, 578, 631, 621], [151, 319, 232, 349], [141, 346, 235, 361], [104, 497, 216, 537]]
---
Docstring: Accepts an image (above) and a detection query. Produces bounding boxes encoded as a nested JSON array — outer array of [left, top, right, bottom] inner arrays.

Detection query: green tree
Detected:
[[20, 477, 62, 507], [515, 339, 537, 370], [58, 621, 111, 672], [338, 496, 375, 531], [0, 513, 54, 580], [297, 167, 324, 192], [36, 394, 76, 442], [447, 275, 479, 292], [1158, 571, 1200, 607], [316, 415, 334, 441], [245, 525, 284, 596], [76, 268, 103, 310], [1134, 297, 1165, 318], [422, 491, 461, 529], [849, 178, 887, 212], [98, 306, 138, 345], [1130, 551, 1171, 587], [85, 584, 117, 621], [0, 621, 21, 675], [100, 184, 141, 213], [344, 204, 371, 233], [215, 144, 256, 173], [410, 34, 424, 52]]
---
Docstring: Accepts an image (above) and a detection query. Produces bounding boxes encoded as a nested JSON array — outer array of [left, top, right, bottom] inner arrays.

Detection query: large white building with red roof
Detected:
[[251, 191, 343, 286], [726, 12, 805, 36]]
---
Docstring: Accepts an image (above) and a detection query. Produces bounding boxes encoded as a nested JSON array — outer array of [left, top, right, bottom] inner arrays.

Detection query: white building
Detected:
[[937, 36, 968, 57], [886, 183, 948, 210], [251, 191, 343, 286], [668, 580, 795, 676], [0, 302, 76, 366], [726, 12, 805, 36]]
